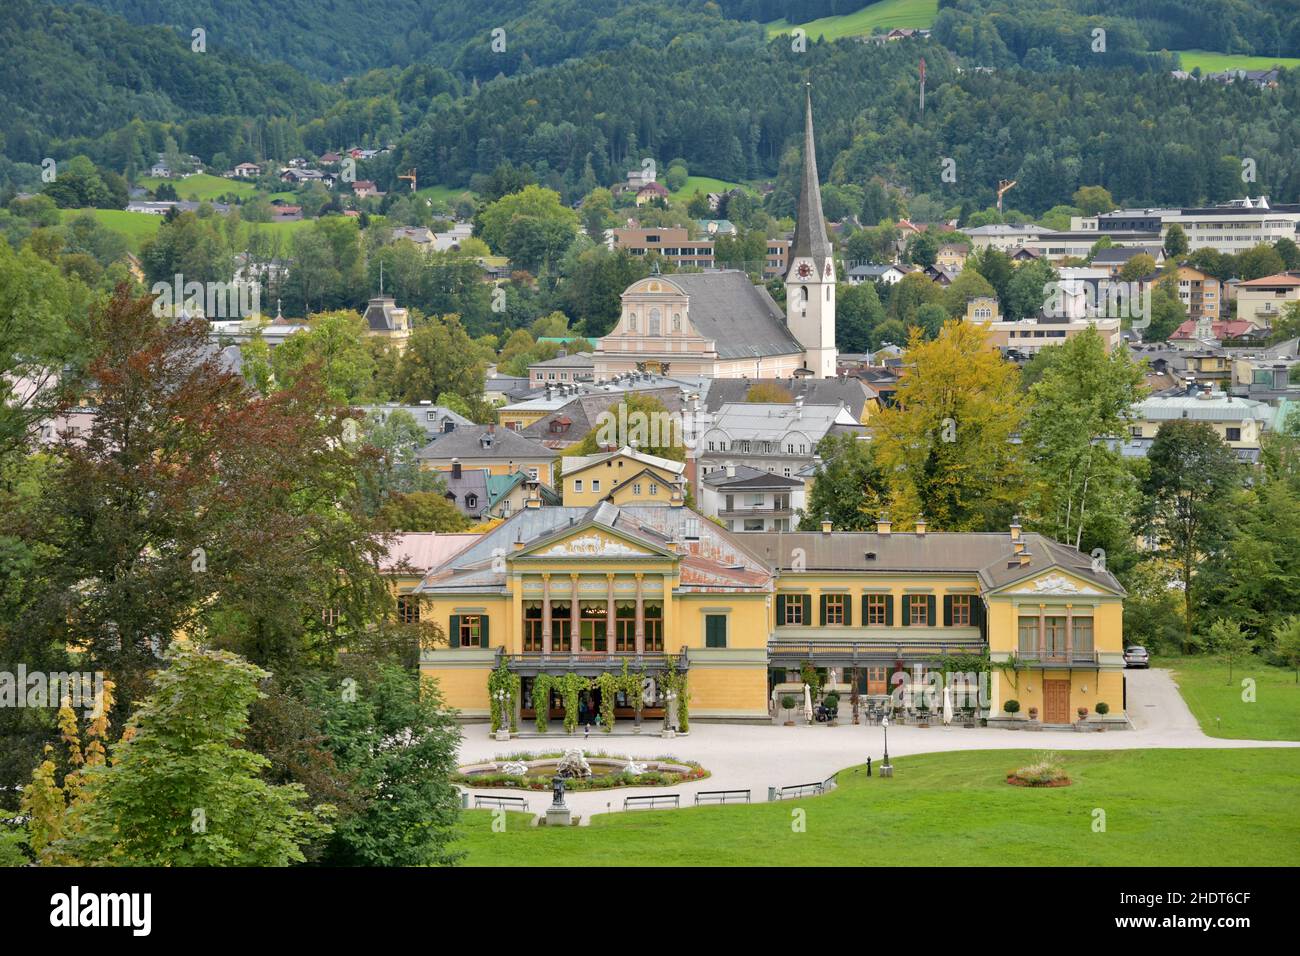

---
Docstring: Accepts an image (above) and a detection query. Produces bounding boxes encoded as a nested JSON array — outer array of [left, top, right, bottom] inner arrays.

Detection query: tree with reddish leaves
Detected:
[[16, 285, 400, 705]]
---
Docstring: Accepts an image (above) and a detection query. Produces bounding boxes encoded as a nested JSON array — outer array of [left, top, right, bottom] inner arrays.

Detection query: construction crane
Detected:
[[397, 168, 417, 191], [996, 178, 1017, 213]]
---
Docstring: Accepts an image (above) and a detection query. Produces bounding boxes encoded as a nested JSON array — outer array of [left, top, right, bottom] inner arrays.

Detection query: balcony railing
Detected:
[[717, 506, 793, 518], [497, 647, 688, 673], [769, 636, 985, 665], [1016, 649, 1099, 665]]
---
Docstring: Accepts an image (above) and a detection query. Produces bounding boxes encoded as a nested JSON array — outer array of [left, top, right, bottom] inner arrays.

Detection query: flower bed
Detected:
[[1005, 752, 1072, 787], [453, 751, 709, 791]]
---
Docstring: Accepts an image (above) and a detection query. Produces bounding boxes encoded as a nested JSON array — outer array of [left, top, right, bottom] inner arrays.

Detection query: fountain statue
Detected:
[[555, 749, 592, 778], [623, 759, 647, 776], [499, 760, 529, 776]]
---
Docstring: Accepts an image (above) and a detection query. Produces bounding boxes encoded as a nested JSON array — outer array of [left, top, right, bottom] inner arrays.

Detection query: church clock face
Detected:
[[796, 262, 812, 278]]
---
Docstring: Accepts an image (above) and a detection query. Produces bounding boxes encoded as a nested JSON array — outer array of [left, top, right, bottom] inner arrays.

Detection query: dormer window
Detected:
[[465, 494, 478, 509]]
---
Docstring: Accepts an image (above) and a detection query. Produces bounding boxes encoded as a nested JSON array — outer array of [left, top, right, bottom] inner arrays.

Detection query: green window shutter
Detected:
[[480, 615, 489, 648], [943, 595, 953, 627], [801, 595, 811, 624], [900, 596, 910, 627], [819, 594, 828, 626], [973, 597, 986, 635], [776, 594, 787, 624], [927, 594, 937, 627], [843, 595, 852, 627], [449, 614, 460, 648], [706, 615, 727, 648], [885, 595, 894, 627], [861, 595, 869, 624]]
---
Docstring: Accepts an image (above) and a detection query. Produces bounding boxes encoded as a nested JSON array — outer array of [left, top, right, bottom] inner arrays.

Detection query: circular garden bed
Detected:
[[454, 751, 708, 791]]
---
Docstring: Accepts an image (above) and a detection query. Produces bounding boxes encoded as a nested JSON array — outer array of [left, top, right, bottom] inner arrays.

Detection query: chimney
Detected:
[[451, 458, 462, 480], [1018, 548, 1032, 567], [513, 534, 526, 551], [725, 463, 736, 478], [877, 512, 891, 535], [1013, 538, 1025, 555], [1009, 516, 1021, 542], [525, 481, 542, 509], [821, 515, 833, 534], [915, 515, 927, 536], [670, 479, 685, 507], [795, 395, 804, 419]]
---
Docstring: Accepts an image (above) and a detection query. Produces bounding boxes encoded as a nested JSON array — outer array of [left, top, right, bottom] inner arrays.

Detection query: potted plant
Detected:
[[1028, 706, 1039, 721], [1003, 699, 1021, 729], [781, 694, 797, 727], [916, 700, 931, 728], [824, 691, 840, 725], [1095, 701, 1110, 716], [1077, 706, 1089, 720]]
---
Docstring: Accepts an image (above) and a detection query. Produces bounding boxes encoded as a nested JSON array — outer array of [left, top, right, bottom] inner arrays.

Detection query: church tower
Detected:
[[785, 85, 837, 379]]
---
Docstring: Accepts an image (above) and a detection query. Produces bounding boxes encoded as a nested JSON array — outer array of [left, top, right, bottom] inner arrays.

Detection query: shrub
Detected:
[[780, 694, 797, 711], [1003, 699, 1021, 714], [1012, 752, 1067, 786], [1095, 701, 1110, 715], [823, 692, 840, 711]]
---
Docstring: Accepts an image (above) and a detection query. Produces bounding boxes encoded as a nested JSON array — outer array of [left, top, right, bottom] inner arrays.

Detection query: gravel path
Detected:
[[456, 668, 1297, 822]]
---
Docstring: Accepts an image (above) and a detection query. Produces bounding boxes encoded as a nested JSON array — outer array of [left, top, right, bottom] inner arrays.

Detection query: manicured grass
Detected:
[[61, 208, 161, 251], [138, 173, 259, 201], [1158, 655, 1300, 741], [765, 0, 937, 41], [669, 175, 754, 202], [450, 748, 1300, 866], [415, 183, 476, 206], [1175, 50, 1300, 73]]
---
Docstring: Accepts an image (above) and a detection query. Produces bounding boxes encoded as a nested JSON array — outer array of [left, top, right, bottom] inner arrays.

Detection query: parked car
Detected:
[[1123, 645, 1150, 668]]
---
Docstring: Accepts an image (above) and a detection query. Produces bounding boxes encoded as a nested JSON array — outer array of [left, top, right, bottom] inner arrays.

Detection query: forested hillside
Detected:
[[57, 0, 765, 80], [1, 0, 332, 160]]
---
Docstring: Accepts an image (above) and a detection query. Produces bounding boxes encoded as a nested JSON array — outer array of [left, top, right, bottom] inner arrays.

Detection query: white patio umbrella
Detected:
[[803, 683, 814, 723], [942, 685, 954, 726]]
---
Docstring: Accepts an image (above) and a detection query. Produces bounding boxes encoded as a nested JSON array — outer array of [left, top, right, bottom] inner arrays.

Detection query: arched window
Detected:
[[672, 313, 681, 332], [800, 286, 809, 302], [649, 308, 661, 336], [627, 310, 637, 332]]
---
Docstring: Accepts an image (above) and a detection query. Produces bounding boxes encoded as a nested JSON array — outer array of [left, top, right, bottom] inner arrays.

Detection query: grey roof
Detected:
[[529, 352, 595, 369], [522, 387, 685, 446], [740, 530, 1123, 594], [363, 296, 405, 332], [440, 468, 490, 518], [788, 87, 833, 277], [416, 425, 558, 462], [417, 503, 774, 593], [701, 377, 873, 418], [702, 464, 802, 489], [666, 271, 804, 359], [358, 403, 474, 438]]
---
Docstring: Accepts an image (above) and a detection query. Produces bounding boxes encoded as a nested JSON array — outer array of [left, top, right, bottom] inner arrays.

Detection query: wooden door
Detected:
[[866, 666, 888, 695], [1043, 679, 1071, 724]]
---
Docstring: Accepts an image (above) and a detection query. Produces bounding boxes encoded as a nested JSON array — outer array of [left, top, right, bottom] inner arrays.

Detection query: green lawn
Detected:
[[669, 175, 754, 202], [1158, 655, 1300, 741], [61, 208, 161, 252], [414, 183, 476, 206], [1175, 50, 1300, 73], [765, 0, 937, 41], [450, 748, 1300, 866], [138, 173, 259, 201]]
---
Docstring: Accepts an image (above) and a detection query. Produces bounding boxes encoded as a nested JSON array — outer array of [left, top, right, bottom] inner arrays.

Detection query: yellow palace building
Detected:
[[414, 497, 1129, 728]]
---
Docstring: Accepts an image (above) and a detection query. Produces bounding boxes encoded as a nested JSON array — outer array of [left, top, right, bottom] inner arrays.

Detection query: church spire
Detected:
[[788, 83, 833, 276]]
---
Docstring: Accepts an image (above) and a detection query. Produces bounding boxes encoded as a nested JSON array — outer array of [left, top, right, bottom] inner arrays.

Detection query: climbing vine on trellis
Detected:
[[660, 656, 690, 732], [555, 672, 592, 735], [487, 665, 521, 734], [596, 672, 619, 733], [531, 675, 557, 733]]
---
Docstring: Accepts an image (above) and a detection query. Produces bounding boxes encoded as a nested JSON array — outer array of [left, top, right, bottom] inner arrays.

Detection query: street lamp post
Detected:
[[880, 715, 894, 777]]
